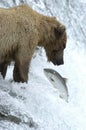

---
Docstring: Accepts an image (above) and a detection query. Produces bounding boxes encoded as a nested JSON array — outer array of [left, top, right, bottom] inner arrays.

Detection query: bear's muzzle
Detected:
[[53, 58, 64, 65]]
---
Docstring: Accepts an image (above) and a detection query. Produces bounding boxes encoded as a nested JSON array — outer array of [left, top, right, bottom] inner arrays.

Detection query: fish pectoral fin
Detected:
[[63, 78, 68, 83]]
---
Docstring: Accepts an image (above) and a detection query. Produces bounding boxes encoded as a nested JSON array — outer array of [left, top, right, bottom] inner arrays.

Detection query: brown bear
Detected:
[[0, 4, 67, 83]]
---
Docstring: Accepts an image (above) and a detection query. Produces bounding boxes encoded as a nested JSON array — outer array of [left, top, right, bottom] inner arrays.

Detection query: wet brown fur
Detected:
[[0, 4, 67, 83]]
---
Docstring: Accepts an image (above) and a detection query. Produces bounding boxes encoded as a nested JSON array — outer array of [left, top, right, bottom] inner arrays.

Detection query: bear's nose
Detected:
[[56, 59, 64, 65], [52, 59, 64, 65]]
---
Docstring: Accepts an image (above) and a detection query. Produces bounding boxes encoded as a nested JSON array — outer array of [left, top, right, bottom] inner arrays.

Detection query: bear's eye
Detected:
[[52, 47, 64, 55], [52, 50, 57, 53], [52, 50, 58, 56], [63, 43, 66, 49]]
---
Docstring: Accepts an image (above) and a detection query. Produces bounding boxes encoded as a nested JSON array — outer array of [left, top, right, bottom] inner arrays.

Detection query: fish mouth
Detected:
[[44, 68, 56, 74]]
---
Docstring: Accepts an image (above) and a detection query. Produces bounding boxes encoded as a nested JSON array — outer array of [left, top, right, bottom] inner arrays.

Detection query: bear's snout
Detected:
[[52, 58, 64, 65]]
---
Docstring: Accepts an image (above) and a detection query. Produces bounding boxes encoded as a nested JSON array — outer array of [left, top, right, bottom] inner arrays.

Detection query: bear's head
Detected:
[[44, 19, 67, 66]]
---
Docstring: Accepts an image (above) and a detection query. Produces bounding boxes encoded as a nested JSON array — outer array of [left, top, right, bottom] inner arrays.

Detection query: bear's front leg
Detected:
[[13, 59, 29, 83], [13, 42, 36, 83], [0, 61, 9, 78]]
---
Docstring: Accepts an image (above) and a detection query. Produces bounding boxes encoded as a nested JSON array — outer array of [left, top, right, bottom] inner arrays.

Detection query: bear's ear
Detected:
[[54, 25, 66, 37]]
